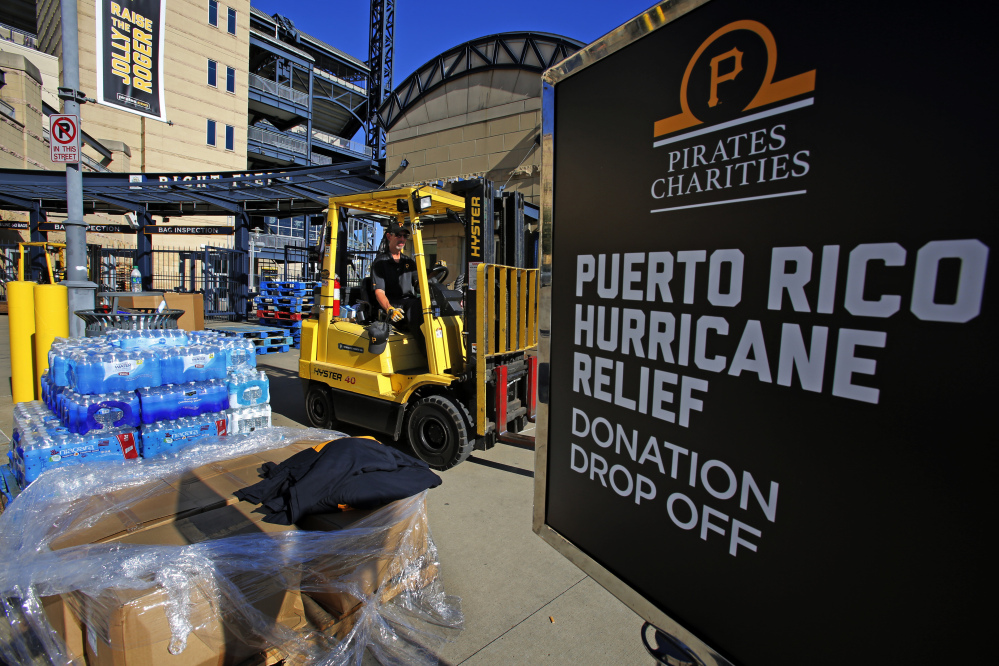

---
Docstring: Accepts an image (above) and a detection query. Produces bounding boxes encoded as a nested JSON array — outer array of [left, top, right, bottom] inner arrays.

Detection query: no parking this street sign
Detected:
[[50, 114, 80, 164]]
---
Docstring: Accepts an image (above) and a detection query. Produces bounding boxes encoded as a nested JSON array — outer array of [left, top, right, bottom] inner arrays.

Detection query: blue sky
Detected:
[[249, 0, 657, 82]]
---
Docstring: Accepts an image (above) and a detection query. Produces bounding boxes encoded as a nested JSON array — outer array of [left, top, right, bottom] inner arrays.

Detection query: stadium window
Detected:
[[226, 66, 235, 93], [225, 124, 234, 151], [207, 119, 217, 146], [207, 59, 217, 87], [227, 7, 236, 35], [208, 0, 218, 27]]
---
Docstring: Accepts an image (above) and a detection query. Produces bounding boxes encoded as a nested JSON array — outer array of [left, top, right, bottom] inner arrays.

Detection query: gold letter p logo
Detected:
[[708, 47, 743, 107]]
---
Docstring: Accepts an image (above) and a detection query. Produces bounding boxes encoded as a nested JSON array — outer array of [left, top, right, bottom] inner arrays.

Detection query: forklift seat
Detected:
[[353, 276, 378, 325]]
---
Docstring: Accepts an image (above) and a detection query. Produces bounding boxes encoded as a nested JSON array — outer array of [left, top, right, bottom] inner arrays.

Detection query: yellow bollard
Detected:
[[7, 281, 37, 403], [33, 284, 69, 399]]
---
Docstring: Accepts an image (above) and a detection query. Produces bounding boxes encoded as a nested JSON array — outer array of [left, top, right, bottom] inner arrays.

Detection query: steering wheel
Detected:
[[428, 262, 449, 284]]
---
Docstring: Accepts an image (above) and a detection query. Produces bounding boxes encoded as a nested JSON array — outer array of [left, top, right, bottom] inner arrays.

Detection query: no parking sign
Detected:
[[50, 114, 80, 164]]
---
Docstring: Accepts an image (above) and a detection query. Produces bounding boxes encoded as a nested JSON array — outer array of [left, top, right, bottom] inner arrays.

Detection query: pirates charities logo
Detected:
[[650, 20, 816, 213]]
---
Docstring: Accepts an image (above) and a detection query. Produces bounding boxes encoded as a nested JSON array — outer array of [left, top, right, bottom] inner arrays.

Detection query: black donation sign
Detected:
[[96, 0, 167, 121], [540, 1, 995, 665]]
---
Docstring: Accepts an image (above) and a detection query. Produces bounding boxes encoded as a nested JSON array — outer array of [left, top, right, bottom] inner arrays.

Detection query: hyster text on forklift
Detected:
[[299, 181, 539, 469]]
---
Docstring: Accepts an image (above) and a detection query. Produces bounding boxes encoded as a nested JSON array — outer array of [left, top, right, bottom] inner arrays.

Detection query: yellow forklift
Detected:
[[298, 183, 539, 469]]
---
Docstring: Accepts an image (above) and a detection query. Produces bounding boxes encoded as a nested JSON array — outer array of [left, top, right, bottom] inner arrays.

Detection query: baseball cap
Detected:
[[386, 221, 410, 237], [367, 320, 391, 354]]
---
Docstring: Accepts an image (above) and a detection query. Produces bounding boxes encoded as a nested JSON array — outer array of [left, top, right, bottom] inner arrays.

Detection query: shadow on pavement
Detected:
[[467, 456, 534, 478], [258, 366, 308, 425], [259, 365, 421, 460]]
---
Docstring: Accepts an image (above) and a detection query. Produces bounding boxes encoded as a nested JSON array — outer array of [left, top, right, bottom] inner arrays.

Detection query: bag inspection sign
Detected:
[[535, 1, 995, 665], [95, 0, 167, 122]]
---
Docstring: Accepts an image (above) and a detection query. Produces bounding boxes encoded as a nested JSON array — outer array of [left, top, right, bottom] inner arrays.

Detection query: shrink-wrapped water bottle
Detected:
[[221, 337, 257, 371], [175, 379, 229, 418], [178, 344, 226, 383], [227, 404, 271, 435], [65, 390, 141, 434], [228, 370, 269, 408], [16, 425, 140, 484], [140, 411, 227, 458]]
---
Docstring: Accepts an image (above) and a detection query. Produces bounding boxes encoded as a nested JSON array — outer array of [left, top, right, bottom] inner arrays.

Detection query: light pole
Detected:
[[59, 0, 98, 336]]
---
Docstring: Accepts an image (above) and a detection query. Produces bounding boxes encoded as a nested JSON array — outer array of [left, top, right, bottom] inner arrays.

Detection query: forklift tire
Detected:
[[305, 381, 336, 430], [406, 395, 473, 470]]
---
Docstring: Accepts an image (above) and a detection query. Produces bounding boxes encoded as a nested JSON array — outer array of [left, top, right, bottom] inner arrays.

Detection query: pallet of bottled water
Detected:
[[16, 329, 275, 489]]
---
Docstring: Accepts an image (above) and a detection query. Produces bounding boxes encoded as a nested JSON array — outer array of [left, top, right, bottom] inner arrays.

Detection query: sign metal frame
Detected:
[[534, 1, 995, 665], [533, 2, 726, 663]]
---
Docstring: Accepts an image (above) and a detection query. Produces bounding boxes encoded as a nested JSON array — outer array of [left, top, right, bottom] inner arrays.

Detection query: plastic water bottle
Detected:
[[130, 266, 142, 292]]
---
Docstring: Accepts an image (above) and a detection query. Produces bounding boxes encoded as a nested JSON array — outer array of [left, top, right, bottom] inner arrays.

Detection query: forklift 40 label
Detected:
[[313, 368, 356, 384]]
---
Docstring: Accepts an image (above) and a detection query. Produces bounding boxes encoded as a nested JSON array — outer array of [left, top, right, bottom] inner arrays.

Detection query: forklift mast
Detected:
[[448, 179, 538, 447]]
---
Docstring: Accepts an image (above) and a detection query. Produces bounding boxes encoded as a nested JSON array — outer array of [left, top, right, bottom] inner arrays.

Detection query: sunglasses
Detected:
[[390, 231, 411, 238]]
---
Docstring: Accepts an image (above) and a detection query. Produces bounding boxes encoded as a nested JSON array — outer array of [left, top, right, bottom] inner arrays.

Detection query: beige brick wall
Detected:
[[384, 70, 542, 207], [32, 0, 251, 245], [35, 0, 249, 174], [72, 0, 251, 174], [385, 108, 541, 206], [0, 39, 60, 110], [0, 115, 26, 169], [0, 52, 50, 170]]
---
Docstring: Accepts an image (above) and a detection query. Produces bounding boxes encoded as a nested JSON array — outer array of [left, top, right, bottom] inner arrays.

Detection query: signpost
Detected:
[[534, 1, 995, 665], [49, 114, 80, 164]]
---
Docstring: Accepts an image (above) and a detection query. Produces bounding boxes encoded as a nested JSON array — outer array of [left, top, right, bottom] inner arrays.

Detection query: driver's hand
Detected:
[[387, 307, 405, 322]]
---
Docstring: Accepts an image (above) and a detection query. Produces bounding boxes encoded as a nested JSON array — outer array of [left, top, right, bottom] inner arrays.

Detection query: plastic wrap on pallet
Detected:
[[0, 427, 462, 665]]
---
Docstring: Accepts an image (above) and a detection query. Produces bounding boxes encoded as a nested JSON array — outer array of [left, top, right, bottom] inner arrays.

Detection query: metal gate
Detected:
[[203, 245, 246, 320], [94, 246, 137, 292]]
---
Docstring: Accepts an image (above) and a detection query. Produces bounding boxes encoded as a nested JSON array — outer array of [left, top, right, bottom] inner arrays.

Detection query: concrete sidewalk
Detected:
[[0, 316, 654, 665]]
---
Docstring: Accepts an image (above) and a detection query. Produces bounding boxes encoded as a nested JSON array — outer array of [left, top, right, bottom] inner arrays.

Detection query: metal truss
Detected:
[[377, 32, 585, 131], [366, 0, 394, 160]]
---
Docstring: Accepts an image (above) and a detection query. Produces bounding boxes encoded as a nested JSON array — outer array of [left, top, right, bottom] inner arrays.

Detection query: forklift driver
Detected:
[[371, 221, 425, 349]]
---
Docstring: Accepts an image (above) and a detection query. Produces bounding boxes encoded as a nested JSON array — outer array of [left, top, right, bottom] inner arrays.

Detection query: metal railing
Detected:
[[289, 126, 372, 157], [312, 128, 371, 156], [0, 22, 37, 49], [248, 73, 310, 106], [312, 67, 366, 94], [81, 152, 111, 173], [248, 126, 308, 155]]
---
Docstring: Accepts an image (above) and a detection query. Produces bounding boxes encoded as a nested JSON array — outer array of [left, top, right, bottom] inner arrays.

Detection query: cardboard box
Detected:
[[81, 575, 306, 666], [48, 440, 433, 666], [50, 444, 315, 551], [117, 293, 205, 332]]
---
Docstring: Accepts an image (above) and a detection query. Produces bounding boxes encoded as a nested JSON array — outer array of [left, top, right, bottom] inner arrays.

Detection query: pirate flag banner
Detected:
[[95, 0, 168, 122]]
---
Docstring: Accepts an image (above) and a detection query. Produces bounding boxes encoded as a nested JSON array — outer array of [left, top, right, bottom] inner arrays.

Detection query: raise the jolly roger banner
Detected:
[[95, 0, 168, 122]]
